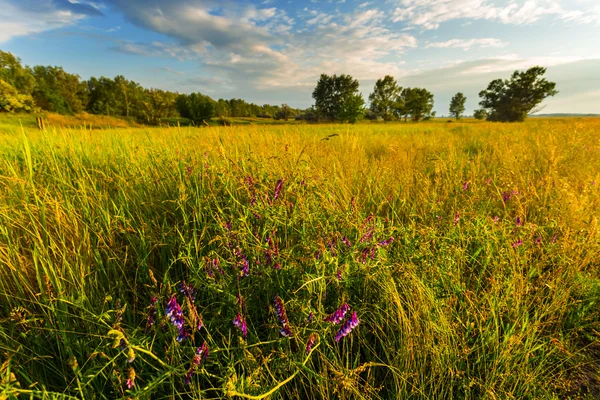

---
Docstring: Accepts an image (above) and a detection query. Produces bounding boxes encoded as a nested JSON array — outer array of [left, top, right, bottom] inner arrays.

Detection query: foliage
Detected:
[[369, 76, 402, 121], [176, 93, 216, 125], [0, 79, 37, 112], [0, 50, 36, 95], [449, 92, 466, 120], [312, 73, 364, 122], [473, 109, 488, 120], [0, 120, 599, 399], [398, 87, 435, 122], [479, 66, 558, 122], [139, 88, 178, 125], [32, 66, 87, 114]]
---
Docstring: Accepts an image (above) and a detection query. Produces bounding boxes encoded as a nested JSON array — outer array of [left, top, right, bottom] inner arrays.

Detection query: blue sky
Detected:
[[1, 0, 599, 114]]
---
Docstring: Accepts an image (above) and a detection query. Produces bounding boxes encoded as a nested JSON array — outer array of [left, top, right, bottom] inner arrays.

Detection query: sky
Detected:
[[0, 0, 599, 115]]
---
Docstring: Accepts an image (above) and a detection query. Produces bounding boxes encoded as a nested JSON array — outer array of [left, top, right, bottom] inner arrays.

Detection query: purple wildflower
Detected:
[[378, 237, 394, 246], [185, 342, 209, 385], [274, 295, 292, 337], [178, 282, 197, 302], [307, 312, 314, 323], [315, 250, 322, 260], [512, 239, 523, 248], [342, 236, 352, 247], [336, 269, 343, 281], [462, 181, 469, 191], [324, 303, 350, 325], [360, 226, 374, 243], [273, 179, 284, 202], [454, 213, 460, 226], [535, 236, 542, 245], [516, 217, 522, 227], [335, 311, 360, 342], [493, 216, 499, 224], [166, 295, 188, 342], [233, 313, 247, 338], [265, 235, 280, 269], [146, 296, 158, 332], [306, 334, 316, 354]]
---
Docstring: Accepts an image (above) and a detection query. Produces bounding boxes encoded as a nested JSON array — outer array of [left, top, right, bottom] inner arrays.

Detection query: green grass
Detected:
[[0, 119, 599, 399]]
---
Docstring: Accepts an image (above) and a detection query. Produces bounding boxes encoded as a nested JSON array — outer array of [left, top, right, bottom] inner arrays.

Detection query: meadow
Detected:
[[0, 117, 599, 399]]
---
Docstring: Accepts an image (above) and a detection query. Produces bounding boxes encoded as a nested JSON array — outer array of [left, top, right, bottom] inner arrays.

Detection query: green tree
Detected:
[[175, 93, 215, 125], [139, 88, 177, 125], [449, 92, 466, 120], [87, 77, 118, 115], [400, 88, 435, 122], [32, 66, 86, 114], [473, 109, 487, 120], [312, 73, 363, 122], [0, 79, 36, 113], [0, 50, 36, 95], [479, 66, 558, 122], [369, 75, 402, 121]]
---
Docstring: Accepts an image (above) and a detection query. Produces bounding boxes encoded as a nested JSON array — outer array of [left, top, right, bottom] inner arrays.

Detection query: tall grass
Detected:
[[0, 119, 599, 399]]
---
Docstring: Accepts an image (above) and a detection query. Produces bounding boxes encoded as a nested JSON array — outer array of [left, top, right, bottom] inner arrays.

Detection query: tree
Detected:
[[276, 104, 291, 121], [399, 88, 435, 122], [473, 109, 487, 120], [369, 75, 402, 121], [479, 66, 558, 122], [139, 89, 177, 125], [449, 92, 466, 120], [0, 51, 36, 95], [32, 66, 87, 114], [312, 73, 363, 122], [0, 79, 36, 113], [176, 93, 215, 124], [338, 92, 365, 123]]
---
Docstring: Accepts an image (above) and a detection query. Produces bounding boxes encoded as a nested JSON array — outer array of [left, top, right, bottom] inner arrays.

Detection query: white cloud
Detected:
[[392, 0, 600, 30], [426, 38, 508, 50], [0, 1, 95, 43]]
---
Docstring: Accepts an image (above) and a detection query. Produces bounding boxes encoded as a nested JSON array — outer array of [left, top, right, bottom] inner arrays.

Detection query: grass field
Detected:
[[0, 118, 599, 399]]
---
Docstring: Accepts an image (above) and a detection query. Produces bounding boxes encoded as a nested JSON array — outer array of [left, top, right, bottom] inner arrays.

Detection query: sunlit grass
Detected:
[[0, 118, 599, 399]]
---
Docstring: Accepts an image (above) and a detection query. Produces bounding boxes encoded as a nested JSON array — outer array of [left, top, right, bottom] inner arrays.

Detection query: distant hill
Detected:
[[529, 113, 600, 117]]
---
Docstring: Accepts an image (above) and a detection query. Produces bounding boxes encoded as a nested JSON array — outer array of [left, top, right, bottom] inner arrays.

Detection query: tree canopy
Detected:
[[449, 92, 466, 120], [312, 74, 365, 123], [399, 88, 435, 122], [369, 75, 402, 121], [479, 66, 558, 122]]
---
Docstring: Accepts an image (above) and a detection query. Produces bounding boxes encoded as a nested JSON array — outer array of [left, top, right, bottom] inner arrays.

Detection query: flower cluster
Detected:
[[233, 313, 247, 338], [324, 303, 350, 325], [185, 342, 209, 385], [274, 295, 292, 337], [166, 295, 188, 342], [335, 311, 360, 342]]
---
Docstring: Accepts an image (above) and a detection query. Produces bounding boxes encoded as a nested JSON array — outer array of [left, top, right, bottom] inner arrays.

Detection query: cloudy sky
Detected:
[[1, 0, 599, 114]]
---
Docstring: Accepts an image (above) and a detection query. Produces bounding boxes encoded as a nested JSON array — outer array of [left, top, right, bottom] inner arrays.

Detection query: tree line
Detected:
[[313, 66, 557, 123], [1, 49, 558, 124], [0, 50, 300, 125]]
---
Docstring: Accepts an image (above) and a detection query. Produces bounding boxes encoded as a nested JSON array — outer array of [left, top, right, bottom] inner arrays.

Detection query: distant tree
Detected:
[[473, 109, 487, 120], [369, 75, 402, 121], [276, 104, 292, 121], [32, 66, 87, 114], [0, 50, 36, 95], [0, 79, 37, 113], [312, 73, 363, 122], [0, 50, 37, 113], [87, 77, 118, 115], [176, 93, 215, 125], [449, 92, 466, 120], [479, 66, 558, 122], [139, 89, 177, 125], [399, 88, 435, 122], [339, 92, 365, 123]]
